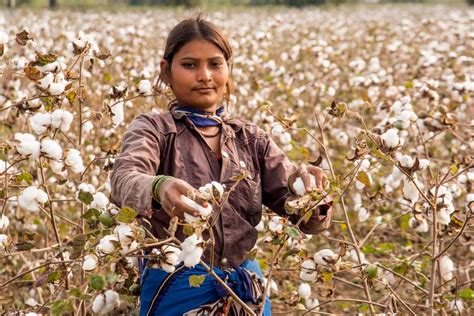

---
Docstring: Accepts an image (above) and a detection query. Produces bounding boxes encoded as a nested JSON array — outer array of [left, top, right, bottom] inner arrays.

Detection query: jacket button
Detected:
[[222, 151, 229, 158], [221, 257, 228, 265]]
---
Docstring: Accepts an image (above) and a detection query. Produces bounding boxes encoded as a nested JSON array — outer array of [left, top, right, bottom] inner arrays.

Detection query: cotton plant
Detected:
[[149, 244, 182, 273], [65, 149, 85, 174]]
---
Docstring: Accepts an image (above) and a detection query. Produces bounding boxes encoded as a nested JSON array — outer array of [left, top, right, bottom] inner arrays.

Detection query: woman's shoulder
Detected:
[[129, 111, 177, 135]]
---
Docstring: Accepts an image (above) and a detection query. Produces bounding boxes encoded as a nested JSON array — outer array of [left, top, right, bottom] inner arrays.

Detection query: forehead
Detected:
[[175, 40, 225, 59]]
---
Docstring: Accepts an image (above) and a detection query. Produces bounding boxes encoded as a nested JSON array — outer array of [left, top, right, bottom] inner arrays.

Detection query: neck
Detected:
[[176, 100, 217, 114]]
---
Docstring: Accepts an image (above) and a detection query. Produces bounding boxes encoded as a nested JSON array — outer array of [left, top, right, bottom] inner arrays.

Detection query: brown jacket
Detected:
[[110, 107, 331, 268]]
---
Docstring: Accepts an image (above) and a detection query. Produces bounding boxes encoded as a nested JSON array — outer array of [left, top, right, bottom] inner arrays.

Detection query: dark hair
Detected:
[[160, 15, 233, 103]]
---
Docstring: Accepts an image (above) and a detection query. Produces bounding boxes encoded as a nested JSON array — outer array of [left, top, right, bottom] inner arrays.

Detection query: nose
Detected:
[[196, 65, 212, 82]]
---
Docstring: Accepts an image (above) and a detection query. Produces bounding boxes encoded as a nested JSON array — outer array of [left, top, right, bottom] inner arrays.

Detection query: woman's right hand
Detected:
[[157, 177, 209, 219]]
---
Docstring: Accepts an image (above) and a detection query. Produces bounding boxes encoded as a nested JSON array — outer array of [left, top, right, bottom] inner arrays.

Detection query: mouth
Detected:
[[193, 87, 215, 91]]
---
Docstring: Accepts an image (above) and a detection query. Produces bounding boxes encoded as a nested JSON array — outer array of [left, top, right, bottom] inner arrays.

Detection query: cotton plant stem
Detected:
[[376, 264, 428, 294], [258, 237, 288, 316], [38, 159, 69, 289], [433, 212, 473, 261], [302, 298, 387, 315], [0, 243, 61, 259], [428, 183, 439, 315], [385, 284, 416, 315]]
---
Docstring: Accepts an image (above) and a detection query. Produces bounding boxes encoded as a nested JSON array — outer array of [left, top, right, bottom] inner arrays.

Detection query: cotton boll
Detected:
[[161, 245, 181, 267], [48, 82, 66, 95], [83, 121, 93, 134], [409, 217, 429, 233], [0, 214, 9, 230], [30, 112, 52, 134], [51, 109, 73, 132], [255, 220, 264, 232], [111, 101, 124, 126], [466, 193, 474, 204], [39, 73, 54, 90], [358, 207, 370, 222], [304, 297, 319, 311], [314, 249, 337, 266], [0, 234, 10, 250], [137, 80, 152, 95], [292, 175, 316, 196], [180, 195, 212, 217], [183, 246, 203, 267], [268, 216, 284, 233], [399, 155, 414, 168], [41, 139, 63, 160], [14, 133, 41, 159], [437, 209, 451, 225], [97, 235, 119, 255], [418, 159, 430, 170], [92, 293, 105, 313], [300, 259, 317, 282], [439, 256, 454, 281], [381, 128, 400, 149], [279, 132, 292, 144], [101, 290, 120, 314], [114, 224, 134, 245], [271, 122, 284, 136], [91, 192, 109, 209], [0, 31, 8, 44], [82, 254, 98, 271], [448, 299, 464, 313], [402, 177, 419, 205], [298, 283, 311, 299], [65, 149, 85, 173], [25, 297, 38, 307]]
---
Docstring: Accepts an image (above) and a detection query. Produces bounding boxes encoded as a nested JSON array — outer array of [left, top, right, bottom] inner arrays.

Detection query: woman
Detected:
[[110, 16, 332, 316]]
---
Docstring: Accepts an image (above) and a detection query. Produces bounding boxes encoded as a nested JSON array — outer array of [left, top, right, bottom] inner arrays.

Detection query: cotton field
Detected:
[[0, 4, 473, 315]]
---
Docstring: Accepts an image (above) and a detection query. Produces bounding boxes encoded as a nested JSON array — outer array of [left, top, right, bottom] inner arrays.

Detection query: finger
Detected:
[[173, 197, 200, 217], [301, 171, 313, 192], [193, 192, 209, 207], [307, 166, 324, 189]]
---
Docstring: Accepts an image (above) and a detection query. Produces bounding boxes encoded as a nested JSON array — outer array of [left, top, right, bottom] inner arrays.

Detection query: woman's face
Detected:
[[162, 39, 229, 112]]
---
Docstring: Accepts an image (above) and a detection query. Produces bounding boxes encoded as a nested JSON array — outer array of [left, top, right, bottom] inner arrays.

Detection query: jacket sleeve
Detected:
[[110, 113, 162, 217], [258, 133, 332, 235]]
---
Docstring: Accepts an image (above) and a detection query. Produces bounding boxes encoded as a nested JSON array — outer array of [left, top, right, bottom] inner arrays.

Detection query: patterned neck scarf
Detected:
[[173, 103, 225, 127]]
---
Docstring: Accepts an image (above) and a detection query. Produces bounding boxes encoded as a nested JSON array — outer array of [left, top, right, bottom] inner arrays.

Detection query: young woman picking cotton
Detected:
[[110, 16, 332, 316]]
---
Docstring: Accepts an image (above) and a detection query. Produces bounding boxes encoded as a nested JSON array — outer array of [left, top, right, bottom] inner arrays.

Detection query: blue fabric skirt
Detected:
[[140, 259, 272, 316]]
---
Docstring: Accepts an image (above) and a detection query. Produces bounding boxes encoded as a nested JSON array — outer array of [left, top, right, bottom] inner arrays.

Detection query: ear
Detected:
[[159, 59, 171, 85]]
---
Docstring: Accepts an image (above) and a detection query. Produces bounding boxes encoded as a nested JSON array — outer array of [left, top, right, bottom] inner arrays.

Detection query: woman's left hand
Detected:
[[288, 164, 329, 195]]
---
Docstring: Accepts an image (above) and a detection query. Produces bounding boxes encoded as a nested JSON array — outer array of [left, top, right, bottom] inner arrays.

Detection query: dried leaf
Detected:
[[15, 30, 34, 46], [24, 66, 44, 81]]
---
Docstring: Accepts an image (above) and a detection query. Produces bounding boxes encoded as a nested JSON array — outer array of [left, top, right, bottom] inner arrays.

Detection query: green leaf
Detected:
[[301, 209, 313, 224], [78, 190, 94, 205], [399, 213, 411, 230], [284, 226, 301, 239], [115, 207, 137, 223], [47, 271, 61, 283], [188, 275, 206, 288], [458, 288, 473, 300], [358, 304, 370, 312], [98, 213, 114, 227], [282, 249, 300, 260], [49, 300, 73, 316], [449, 165, 458, 175], [67, 234, 88, 260], [322, 271, 334, 284], [82, 208, 101, 220], [16, 172, 33, 185], [66, 91, 76, 105], [183, 224, 194, 236], [258, 258, 269, 271], [89, 275, 105, 291], [364, 265, 378, 279]]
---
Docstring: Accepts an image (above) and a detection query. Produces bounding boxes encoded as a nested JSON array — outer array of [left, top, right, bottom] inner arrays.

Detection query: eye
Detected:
[[182, 63, 195, 69], [211, 62, 223, 68]]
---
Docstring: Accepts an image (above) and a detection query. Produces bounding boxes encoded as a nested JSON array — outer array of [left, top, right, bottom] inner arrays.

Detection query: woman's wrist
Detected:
[[151, 175, 174, 202]]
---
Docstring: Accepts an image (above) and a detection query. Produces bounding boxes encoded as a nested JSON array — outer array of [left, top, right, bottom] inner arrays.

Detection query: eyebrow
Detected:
[[179, 56, 225, 61]]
